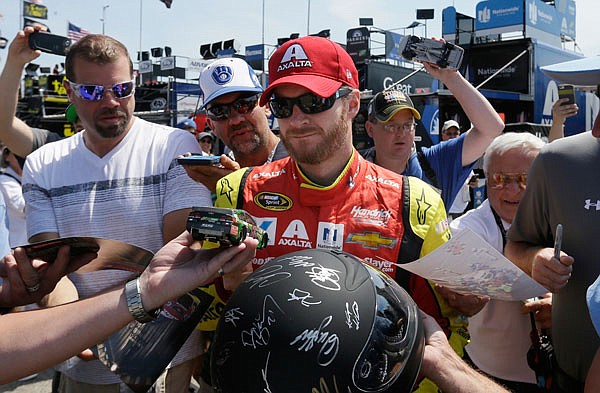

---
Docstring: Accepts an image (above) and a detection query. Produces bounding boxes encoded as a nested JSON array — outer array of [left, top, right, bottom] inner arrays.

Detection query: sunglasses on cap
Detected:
[[206, 93, 261, 121], [68, 80, 135, 101], [268, 88, 353, 119], [489, 172, 528, 190]]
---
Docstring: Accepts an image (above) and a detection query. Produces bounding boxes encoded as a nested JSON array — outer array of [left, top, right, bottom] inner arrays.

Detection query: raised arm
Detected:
[[423, 62, 504, 166], [0, 27, 44, 157]]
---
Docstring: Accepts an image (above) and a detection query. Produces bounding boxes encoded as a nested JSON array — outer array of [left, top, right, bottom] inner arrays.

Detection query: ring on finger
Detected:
[[217, 267, 225, 277], [26, 283, 40, 293]]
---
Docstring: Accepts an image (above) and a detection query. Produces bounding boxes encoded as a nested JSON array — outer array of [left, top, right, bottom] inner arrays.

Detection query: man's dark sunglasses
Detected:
[[268, 88, 353, 119], [206, 93, 260, 121]]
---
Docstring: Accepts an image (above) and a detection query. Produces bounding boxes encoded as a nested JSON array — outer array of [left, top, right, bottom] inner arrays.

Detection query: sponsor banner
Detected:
[[469, 41, 529, 93], [346, 27, 370, 64], [245, 44, 264, 71], [442, 6, 457, 36], [384, 31, 404, 62], [23, 1, 48, 19], [139, 60, 153, 74], [525, 0, 561, 38], [187, 58, 211, 73], [160, 56, 176, 71], [475, 0, 523, 35], [365, 62, 434, 95], [45, 74, 68, 96], [23, 17, 49, 32]]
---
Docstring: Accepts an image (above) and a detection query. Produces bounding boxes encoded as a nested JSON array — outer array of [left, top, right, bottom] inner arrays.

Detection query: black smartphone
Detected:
[[28, 31, 72, 56], [177, 154, 221, 166], [558, 84, 575, 105]]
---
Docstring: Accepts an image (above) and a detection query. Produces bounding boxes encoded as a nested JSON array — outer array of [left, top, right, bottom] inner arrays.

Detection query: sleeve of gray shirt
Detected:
[[31, 128, 63, 152]]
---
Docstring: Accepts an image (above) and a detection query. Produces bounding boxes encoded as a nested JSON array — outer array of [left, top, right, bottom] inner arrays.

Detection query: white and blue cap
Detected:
[[199, 58, 263, 109]]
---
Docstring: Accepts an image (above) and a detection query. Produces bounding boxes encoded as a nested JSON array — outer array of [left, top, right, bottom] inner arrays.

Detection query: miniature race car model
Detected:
[[398, 35, 464, 70], [186, 207, 269, 249]]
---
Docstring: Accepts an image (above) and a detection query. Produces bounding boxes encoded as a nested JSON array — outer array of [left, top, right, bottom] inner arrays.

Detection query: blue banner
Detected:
[[525, 0, 561, 37], [384, 31, 404, 61], [245, 44, 264, 71], [475, 0, 523, 34]]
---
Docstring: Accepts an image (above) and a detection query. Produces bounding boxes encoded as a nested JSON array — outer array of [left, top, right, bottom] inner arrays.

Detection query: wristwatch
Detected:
[[125, 278, 161, 323]]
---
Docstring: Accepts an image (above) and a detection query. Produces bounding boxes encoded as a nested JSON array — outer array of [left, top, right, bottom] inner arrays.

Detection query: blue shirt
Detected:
[[362, 134, 475, 211], [587, 275, 600, 336]]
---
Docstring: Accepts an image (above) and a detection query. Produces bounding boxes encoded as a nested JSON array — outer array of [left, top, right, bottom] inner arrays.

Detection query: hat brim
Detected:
[[373, 105, 421, 122], [259, 75, 343, 106], [201, 86, 264, 109]]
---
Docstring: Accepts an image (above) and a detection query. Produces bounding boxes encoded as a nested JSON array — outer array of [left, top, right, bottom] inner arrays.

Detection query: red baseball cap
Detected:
[[259, 36, 358, 106]]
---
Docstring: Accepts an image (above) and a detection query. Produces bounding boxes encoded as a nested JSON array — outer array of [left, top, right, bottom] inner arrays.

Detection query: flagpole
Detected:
[[138, 0, 143, 65]]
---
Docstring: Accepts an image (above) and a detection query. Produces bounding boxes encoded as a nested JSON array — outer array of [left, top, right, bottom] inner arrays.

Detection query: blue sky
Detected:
[[0, 0, 598, 73]]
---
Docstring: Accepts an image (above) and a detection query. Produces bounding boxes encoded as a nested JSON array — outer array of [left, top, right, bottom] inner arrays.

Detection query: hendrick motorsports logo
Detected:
[[254, 192, 293, 211]]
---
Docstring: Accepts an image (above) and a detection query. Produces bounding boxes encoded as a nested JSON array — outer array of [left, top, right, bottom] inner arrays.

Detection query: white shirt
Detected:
[[23, 117, 212, 384], [0, 167, 27, 247], [450, 199, 537, 383]]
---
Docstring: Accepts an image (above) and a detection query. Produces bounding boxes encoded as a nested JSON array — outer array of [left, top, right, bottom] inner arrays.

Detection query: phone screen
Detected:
[[558, 85, 575, 105]]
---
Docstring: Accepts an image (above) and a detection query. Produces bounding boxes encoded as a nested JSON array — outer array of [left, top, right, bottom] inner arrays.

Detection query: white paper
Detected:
[[397, 228, 548, 300]]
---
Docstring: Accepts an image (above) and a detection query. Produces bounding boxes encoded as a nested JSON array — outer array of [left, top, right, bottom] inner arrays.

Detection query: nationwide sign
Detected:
[[475, 0, 576, 42], [23, 1, 48, 19]]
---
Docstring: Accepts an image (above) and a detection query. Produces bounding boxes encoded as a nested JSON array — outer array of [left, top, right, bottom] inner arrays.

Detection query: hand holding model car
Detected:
[[186, 207, 268, 249], [398, 35, 464, 70]]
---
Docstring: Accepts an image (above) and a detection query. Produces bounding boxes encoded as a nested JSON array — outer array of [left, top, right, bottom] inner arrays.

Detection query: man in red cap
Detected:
[[212, 35, 479, 393]]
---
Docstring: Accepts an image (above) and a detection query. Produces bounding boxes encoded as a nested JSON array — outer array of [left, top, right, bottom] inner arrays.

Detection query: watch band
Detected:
[[125, 278, 161, 323]]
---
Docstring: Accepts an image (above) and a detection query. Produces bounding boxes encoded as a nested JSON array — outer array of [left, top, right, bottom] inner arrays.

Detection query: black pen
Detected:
[[554, 224, 563, 261]]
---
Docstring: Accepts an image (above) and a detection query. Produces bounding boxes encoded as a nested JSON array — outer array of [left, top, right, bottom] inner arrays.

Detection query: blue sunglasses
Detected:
[[68, 80, 135, 101]]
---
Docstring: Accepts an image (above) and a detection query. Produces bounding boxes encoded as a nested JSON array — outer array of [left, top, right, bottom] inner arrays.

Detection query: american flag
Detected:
[[67, 22, 90, 41]]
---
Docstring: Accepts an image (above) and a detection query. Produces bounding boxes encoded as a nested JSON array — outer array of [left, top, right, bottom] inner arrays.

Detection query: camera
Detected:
[[28, 31, 72, 56], [398, 35, 464, 70]]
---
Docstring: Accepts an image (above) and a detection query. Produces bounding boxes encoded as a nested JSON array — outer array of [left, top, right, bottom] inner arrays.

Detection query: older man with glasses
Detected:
[[450, 132, 551, 392], [362, 61, 504, 212]]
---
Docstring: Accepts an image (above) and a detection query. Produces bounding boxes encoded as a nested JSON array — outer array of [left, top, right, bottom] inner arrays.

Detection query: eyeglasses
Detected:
[[442, 130, 460, 137], [489, 172, 528, 189], [206, 93, 260, 121], [68, 80, 135, 101], [268, 88, 353, 119], [379, 122, 417, 134], [199, 138, 212, 144]]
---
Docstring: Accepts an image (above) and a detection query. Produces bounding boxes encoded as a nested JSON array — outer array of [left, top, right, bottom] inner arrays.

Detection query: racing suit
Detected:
[[206, 150, 469, 392]]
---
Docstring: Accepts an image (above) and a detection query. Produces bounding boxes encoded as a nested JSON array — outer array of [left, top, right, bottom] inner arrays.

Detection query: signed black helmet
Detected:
[[211, 249, 424, 392]]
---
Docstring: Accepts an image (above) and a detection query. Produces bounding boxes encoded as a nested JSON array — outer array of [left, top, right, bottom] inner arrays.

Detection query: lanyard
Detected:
[[490, 206, 507, 251]]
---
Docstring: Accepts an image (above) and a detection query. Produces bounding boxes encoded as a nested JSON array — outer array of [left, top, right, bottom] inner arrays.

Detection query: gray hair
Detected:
[[483, 132, 546, 174]]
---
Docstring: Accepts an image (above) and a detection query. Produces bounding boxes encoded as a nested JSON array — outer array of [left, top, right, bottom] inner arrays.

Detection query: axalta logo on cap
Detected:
[[277, 44, 313, 72], [212, 65, 234, 85]]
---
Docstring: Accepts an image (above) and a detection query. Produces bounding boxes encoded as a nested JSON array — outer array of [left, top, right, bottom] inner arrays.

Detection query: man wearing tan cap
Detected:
[[362, 63, 504, 211]]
